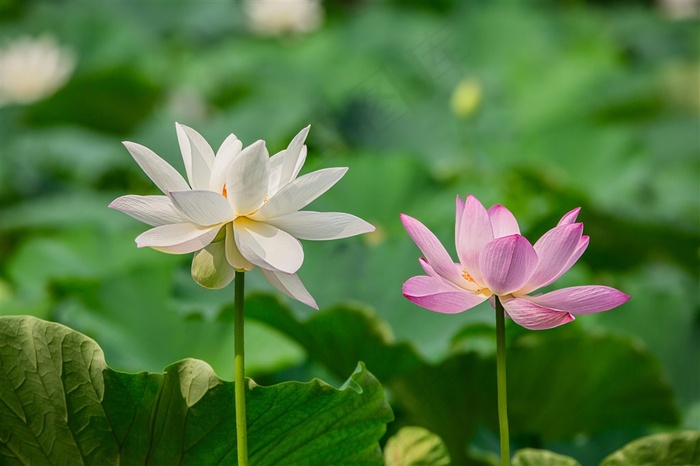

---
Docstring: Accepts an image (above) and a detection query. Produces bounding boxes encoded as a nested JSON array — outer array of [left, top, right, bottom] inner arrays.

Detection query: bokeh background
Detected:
[[1, 0, 698, 464]]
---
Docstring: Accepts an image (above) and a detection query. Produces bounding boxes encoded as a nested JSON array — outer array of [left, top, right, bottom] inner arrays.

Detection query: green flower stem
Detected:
[[234, 271, 248, 466], [495, 296, 510, 466]]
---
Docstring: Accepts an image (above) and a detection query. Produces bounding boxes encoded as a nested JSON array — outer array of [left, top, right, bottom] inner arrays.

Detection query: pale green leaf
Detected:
[[384, 427, 451, 466], [512, 449, 581, 466], [600, 431, 700, 466]]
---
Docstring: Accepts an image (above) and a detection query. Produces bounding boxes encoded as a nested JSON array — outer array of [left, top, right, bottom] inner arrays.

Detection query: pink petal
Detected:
[[530, 235, 589, 293], [520, 223, 584, 294], [135, 223, 220, 254], [479, 234, 538, 295], [526, 286, 630, 315], [260, 268, 318, 309], [455, 195, 465, 242], [403, 276, 487, 314], [559, 235, 589, 276], [401, 214, 463, 285], [487, 204, 520, 238], [419, 258, 482, 292], [557, 207, 581, 226], [501, 297, 575, 330], [456, 194, 493, 284]]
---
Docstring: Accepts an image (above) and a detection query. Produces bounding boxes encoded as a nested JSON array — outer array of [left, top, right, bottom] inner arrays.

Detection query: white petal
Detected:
[[268, 144, 307, 198], [109, 195, 185, 226], [268, 148, 286, 197], [259, 268, 318, 309], [227, 140, 270, 216], [168, 190, 233, 226], [253, 167, 347, 220], [225, 223, 255, 271], [278, 125, 310, 191], [122, 141, 190, 194], [191, 240, 236, 289], [210, 134, 242, 193], [233, 218, 304, 274], [175, 123, 215, 190], [265, 211, 374, 240], [136, 223, 220, 254]]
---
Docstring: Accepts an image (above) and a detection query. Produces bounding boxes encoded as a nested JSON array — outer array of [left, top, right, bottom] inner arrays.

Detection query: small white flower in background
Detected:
[[243, 0, 323, 36], [110, 124, 374, 309], [658, 0, 700, 19], [0, 35, 75, 107]]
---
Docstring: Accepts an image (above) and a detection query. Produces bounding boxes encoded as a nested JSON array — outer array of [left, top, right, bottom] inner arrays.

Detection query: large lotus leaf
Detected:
[[244, 296, 679, 463], [0, 315, 393, 465], [244, 295, 494, 464], [512, 449, 581, 466], [507, 330, 679, 441], [600, 431, 700, 466]]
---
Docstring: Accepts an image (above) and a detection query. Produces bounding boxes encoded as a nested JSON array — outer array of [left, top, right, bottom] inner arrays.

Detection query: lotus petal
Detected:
[[136, 223, 219, 254], [122, 141, 190, 194], [260, 268, 318, 309], [233, 218, 303, 274], [526, 286, 630, 315], [480, 234, 537, 295], [266, 211, 374, 240], [192, 240, 236, 289], [108, 195, 185, 226], [501, 297, 575, 330]]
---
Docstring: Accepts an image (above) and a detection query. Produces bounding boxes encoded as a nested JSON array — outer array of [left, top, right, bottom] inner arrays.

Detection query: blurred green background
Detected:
[[1, 0, 698, 463]]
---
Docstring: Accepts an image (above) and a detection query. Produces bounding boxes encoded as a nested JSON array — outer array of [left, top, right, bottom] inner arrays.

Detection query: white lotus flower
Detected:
[[0, 35, 75, 107], [109, 124, 374, 308], [243, 0, 323, 36], [658, 0, 699, 19]]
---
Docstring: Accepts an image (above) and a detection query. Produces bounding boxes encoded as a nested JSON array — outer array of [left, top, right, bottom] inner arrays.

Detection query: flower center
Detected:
[[222, 183, 270, 218], [462, 268, 476, 283]]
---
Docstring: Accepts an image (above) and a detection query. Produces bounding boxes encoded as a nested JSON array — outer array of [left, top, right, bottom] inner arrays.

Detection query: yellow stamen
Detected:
[[462, 268, 476, 283], [222, 185, 228, 198]]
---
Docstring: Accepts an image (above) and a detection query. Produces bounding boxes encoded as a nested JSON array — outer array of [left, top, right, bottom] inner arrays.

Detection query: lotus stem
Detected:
[[495, 296, 510, 466], [234, 271, 248, 466]]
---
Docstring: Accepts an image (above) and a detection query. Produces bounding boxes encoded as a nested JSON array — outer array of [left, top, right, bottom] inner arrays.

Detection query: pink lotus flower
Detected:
[[401, 195, 630, 330]]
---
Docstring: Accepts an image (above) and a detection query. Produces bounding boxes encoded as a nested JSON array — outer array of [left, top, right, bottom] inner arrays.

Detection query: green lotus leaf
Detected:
[[0, 315, 393, 465]]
